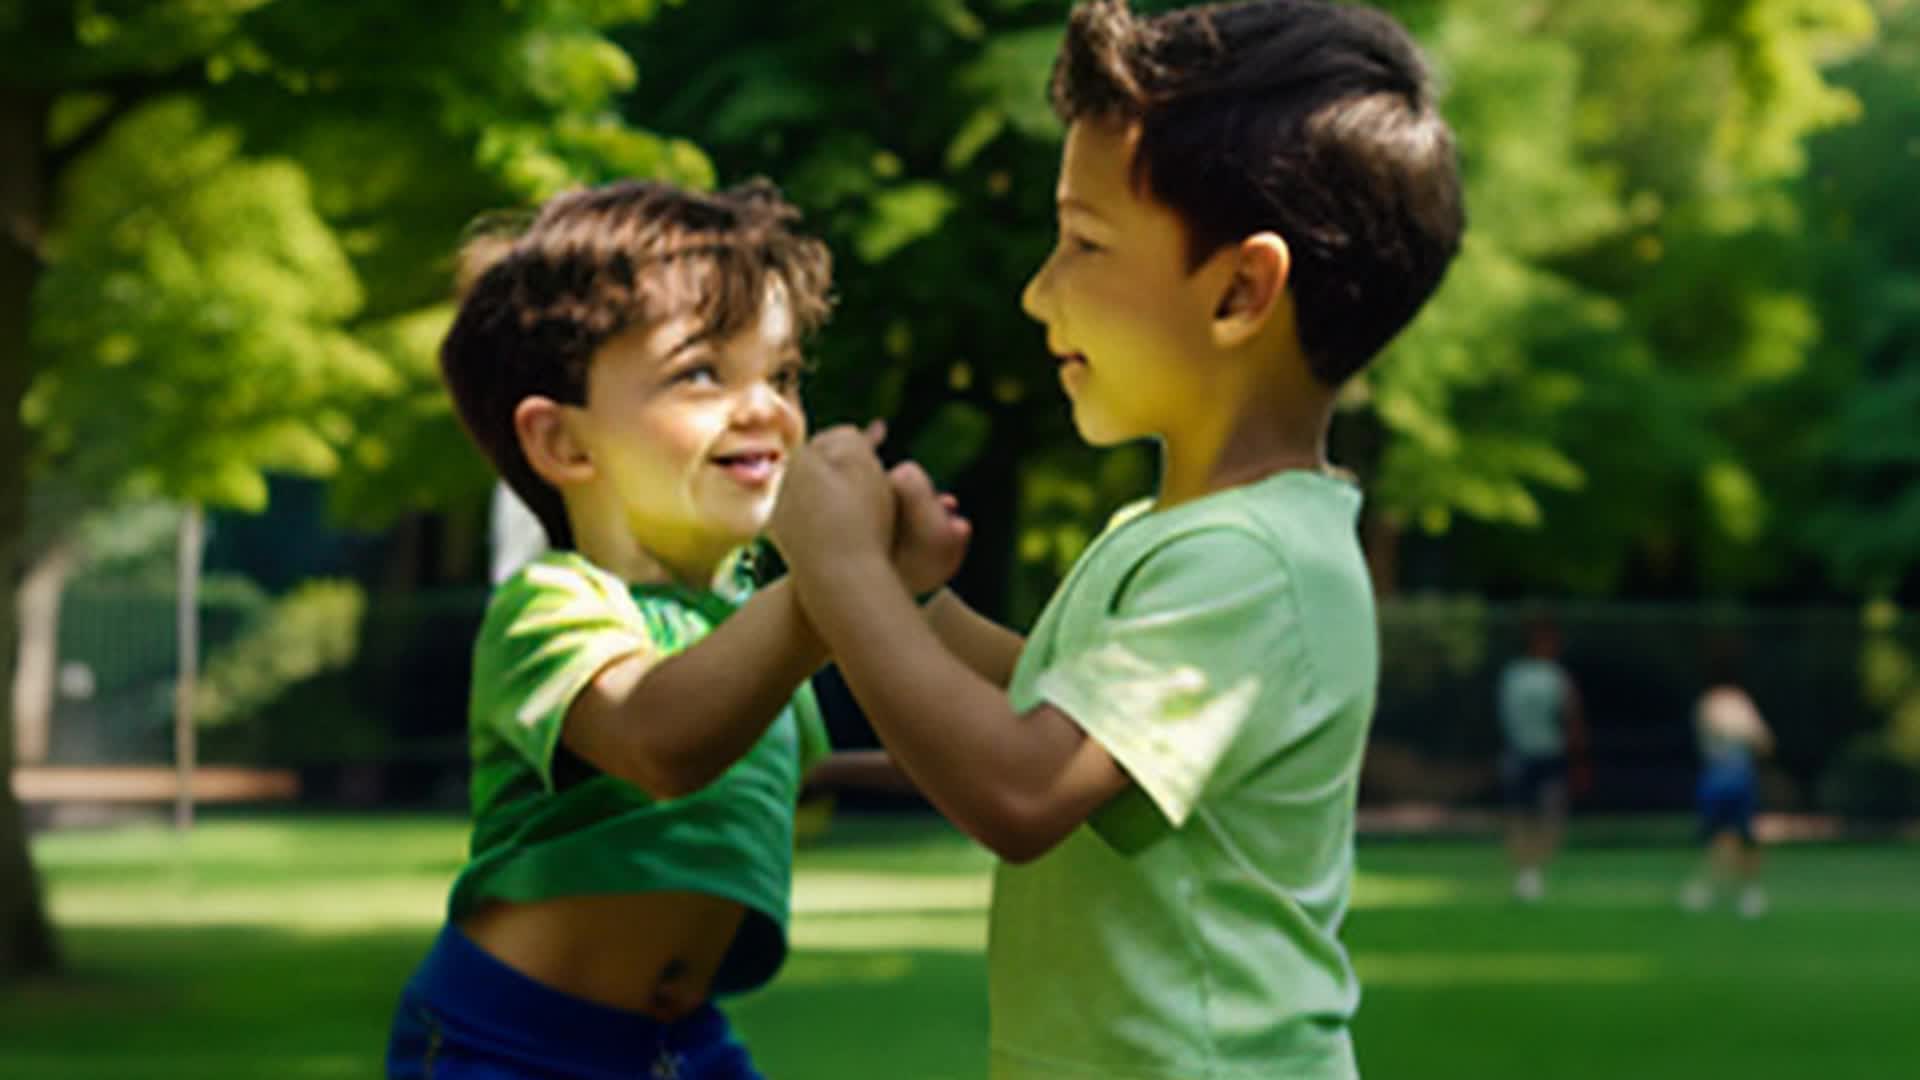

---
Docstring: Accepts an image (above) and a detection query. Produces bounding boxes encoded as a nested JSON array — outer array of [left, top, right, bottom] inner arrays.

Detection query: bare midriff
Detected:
[[460, 891, 748, 1022]]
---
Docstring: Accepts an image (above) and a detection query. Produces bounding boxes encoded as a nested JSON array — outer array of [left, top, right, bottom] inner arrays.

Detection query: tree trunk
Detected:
[[11, 536, 75, 766], [0, 85, 59, 979]]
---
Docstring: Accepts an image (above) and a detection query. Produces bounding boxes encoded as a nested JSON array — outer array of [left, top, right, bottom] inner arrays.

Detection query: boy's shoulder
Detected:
[[1091, 470, 1366, 587], [478, 547, 755, 658], [476, 550, 655, 658], [486, 550, 634, 620]]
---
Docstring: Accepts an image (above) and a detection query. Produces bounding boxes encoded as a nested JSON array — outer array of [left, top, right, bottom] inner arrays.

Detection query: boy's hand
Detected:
[[889, 460, 971, 597], [771, 422, 895, 570]]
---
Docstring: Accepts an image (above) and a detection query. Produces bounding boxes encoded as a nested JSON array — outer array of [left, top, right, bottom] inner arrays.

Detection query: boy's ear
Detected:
[[514, 396, 594, 488], [1210, 232, 1291, 348]]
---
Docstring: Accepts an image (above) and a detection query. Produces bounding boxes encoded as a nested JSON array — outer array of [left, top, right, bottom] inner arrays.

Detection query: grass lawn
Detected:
[[4, 812, 1918, 1078]]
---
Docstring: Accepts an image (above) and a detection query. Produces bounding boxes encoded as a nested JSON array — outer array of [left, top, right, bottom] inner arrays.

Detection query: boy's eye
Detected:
[[675, 363, 720, 387], [1063, 232, 1103, 255], [771, 362, 807, 395]]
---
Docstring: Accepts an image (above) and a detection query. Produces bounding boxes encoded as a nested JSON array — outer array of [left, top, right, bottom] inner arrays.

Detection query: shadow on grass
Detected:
[[0, 922, 988, 1080], [1, 924, 428, 1080]]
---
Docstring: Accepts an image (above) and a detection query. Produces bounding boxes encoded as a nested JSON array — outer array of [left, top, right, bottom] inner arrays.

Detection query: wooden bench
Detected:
[[11, 766, 299, 804]]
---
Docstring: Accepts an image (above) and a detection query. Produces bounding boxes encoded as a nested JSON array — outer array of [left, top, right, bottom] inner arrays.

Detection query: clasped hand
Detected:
[[770, 421, 970, 598]]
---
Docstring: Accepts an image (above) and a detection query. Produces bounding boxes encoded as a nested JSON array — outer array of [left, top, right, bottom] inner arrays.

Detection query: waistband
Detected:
[[408, 923, 731, 1068]]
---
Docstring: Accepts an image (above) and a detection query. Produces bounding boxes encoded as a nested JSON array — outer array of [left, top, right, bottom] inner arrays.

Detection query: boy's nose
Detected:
[[1020, 257, 1053, 324], [731, 382, 789, 427]]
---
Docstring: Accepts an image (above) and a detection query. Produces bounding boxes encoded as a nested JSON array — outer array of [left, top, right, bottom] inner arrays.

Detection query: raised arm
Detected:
[[774, 428, 1129, 861], [921, 588, 1025, 689], [563, 578, 829, 799]]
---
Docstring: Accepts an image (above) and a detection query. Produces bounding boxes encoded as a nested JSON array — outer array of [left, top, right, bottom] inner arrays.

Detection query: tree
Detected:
[[0, 0, 707, 981], [1373, 0, 1876, 596], [1796, 0, 1920, 599]]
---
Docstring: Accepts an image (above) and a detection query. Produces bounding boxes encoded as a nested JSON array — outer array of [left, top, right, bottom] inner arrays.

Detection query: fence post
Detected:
[[174, 504, 204, 834]]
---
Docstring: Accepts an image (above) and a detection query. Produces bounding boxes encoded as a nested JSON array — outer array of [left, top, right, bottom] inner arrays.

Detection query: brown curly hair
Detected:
[[440, 179, 834, 548]]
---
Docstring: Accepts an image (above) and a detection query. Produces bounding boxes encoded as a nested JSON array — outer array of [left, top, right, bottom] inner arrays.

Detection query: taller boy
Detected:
[[773, 2, 1463, 1076]]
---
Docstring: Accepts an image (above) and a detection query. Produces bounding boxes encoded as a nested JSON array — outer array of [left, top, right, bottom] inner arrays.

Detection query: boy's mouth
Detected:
[[712, 449, 783, 487]]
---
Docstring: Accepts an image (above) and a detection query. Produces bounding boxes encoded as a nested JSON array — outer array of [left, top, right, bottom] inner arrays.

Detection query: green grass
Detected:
[[5, 813, 1919, 1078]]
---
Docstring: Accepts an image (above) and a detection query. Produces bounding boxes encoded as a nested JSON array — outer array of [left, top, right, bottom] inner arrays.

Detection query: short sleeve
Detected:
[[1033, 527, 1292, 830], [471, 556, 658, 791]]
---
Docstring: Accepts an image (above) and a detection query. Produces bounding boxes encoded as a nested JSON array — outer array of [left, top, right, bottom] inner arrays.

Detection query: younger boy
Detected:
[[387, 178, 962, 1079], [772, 2, 1463, 1076]]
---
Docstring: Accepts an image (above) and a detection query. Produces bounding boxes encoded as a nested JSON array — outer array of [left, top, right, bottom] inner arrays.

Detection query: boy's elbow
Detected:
[[621, 747, 718, 801], [973, 793, 1072, 865]]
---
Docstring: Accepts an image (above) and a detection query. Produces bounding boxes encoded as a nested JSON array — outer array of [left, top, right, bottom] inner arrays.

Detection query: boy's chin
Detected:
[[1070, 411, 1138, 448]]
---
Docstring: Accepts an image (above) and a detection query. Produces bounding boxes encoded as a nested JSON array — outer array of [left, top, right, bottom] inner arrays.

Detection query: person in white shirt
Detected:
[[1680, 649, 1775, 918], [1497, 616, 1586, 902]]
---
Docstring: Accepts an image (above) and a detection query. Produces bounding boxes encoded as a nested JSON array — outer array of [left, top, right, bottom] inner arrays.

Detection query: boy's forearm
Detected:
[[804, 749, 918, 797], [568, 578, 827, 798], [790, 554, 1083, 853], [924, 590, 1025, 689]]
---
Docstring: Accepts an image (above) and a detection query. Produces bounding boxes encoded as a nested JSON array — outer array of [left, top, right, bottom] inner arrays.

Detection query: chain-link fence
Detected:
[[27, 585, 1920, 821]]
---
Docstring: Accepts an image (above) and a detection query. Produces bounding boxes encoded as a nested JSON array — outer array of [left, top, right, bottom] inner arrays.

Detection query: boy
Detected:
[[387, 179, 963, 1079], [771, 1, 1463, 1076], [1681, 646, 1774, 918]]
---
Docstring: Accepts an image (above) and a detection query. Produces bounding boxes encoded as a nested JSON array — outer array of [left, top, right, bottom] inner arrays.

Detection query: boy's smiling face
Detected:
[[1021, 118, 1235, 447], [564, 286, 808, 577]]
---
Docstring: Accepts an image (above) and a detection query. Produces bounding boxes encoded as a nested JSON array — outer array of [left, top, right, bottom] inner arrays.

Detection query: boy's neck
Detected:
[[1157, 369, 1336, 509], [569, 506, 731, 589]]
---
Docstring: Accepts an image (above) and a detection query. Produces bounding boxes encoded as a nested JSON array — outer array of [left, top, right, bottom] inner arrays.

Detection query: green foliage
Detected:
[[12, 0, 1913, 604], [1818, 732, 1920, 822], [1793, 0, 1920, 594], [30, 99, 385, 511], [613, 0, 1890, 609], [15, 0, 709, 530], [191, 580, 365, 729]]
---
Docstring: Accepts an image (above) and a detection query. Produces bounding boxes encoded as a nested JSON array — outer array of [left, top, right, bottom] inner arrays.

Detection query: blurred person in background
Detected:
[[1498, 614, 1587, 902], [1681, 644, 1775, 918]]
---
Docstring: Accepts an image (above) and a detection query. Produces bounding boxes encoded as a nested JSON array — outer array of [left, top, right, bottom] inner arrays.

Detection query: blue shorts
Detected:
[[1697, 770, 1758, 845], [387, 924, 764, 1079]]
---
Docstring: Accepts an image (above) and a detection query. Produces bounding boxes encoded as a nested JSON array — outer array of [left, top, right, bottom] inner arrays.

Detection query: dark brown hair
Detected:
[[440, 179, 833, 548], [1051, 0, 1464, 385]]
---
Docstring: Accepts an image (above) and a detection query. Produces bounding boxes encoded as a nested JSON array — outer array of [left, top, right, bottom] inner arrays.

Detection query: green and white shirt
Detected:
[[991, 471, 1377, 1079], [445, 550, 829, 995]]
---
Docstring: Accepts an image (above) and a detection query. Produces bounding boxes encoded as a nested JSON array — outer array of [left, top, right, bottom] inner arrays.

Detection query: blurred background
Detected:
[[2, 1, 1918, 1077]]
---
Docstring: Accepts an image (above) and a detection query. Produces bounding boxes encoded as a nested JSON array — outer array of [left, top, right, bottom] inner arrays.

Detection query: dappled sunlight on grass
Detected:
[[792, 912, 986, 952], [47, 875, 447, 933], [793, 869, 989, 914], [791, 863, 991, 952], [1355, 951, 1659, 987], [1351, 870, 1465, 908], [11, 815, 1920, 1080], [767, 951, 920, 987]]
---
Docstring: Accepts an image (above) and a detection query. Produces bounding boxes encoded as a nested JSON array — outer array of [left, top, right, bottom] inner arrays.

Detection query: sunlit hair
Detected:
[[440, 179, 834, 548], [1051, 0, 1464, 385]]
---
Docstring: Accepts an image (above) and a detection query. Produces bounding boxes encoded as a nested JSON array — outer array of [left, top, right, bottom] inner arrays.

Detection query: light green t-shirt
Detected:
[[1497, 658, 1569, 758], [445, 550, 830, 996], [991, 471, 1377, 1080]]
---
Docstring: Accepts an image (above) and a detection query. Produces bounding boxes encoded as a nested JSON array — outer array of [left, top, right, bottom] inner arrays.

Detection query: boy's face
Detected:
[[568, 287, 807, 568], [1021, 119, 1230, 447]]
